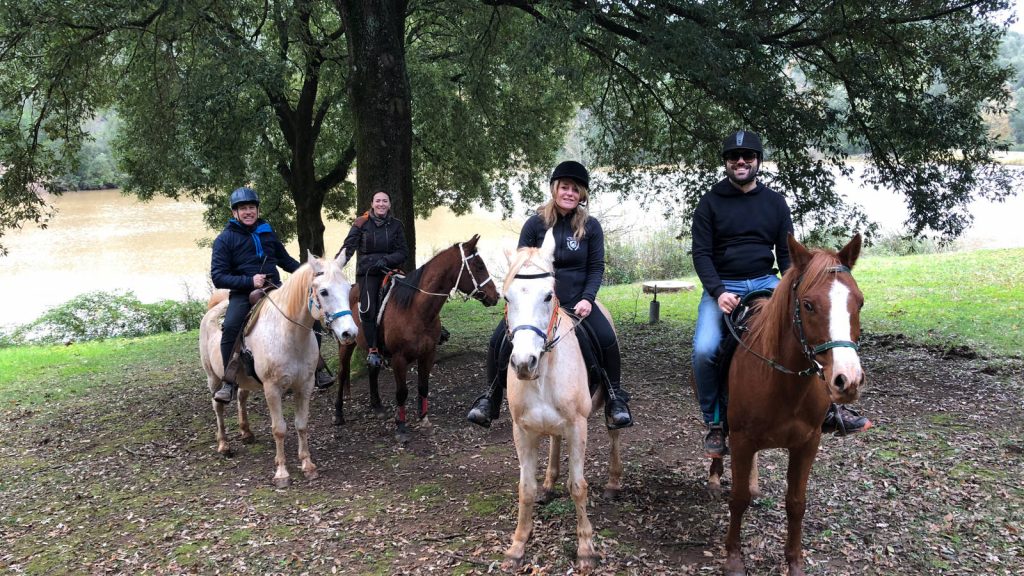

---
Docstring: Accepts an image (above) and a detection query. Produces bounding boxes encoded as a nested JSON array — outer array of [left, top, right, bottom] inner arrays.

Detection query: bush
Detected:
[[604, 230, 694, 285], [2, 290, 205, 346]]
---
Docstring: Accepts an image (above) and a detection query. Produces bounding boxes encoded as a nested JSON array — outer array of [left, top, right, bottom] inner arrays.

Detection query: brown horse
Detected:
[[723, 233, 865, 576], [334, 235, 500, 440]]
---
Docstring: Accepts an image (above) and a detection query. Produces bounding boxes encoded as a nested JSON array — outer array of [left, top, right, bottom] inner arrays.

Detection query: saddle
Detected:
[[573, 321, 628, 403], [714, 288, 774, 429], [222, 288, 275, 384]]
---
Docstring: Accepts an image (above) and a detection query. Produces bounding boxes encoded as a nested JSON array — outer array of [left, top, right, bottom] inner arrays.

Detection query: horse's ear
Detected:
[[308, 250, 326, 274], [787, 233, 813, 272], [466, 234, 481, 249], [334, 249, 349, 269], [539, 228, 556, 266], [503, 245, 516, 264], [838, 233, 862, 270]]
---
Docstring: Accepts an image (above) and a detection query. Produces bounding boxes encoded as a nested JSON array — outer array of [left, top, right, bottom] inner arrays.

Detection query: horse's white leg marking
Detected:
[[293, 383, 318, 480], [506, 424, 541, 563]]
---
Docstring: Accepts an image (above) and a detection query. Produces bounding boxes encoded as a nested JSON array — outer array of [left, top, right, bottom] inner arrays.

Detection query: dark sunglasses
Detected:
[[724, 150, 758, 162]]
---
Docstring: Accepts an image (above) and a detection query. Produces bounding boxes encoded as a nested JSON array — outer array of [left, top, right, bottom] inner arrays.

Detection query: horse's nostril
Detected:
[[834, 374, 847, 391]]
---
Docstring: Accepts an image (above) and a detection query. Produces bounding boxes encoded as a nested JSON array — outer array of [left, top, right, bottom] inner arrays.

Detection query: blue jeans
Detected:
[[692, 274, 780, 425]]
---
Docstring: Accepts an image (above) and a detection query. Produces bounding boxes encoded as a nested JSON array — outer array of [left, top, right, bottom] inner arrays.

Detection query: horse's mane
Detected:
[[390, 242, 457, 310], [746, 247, 841, 355], [503, 246, 553, 289], [256, 263, 314, 322]]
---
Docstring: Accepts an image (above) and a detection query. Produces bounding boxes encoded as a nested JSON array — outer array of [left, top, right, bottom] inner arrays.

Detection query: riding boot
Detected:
[[602, 343, 633, 430], [214, 381, 237, 404], [314, 355, 335, 390], [467, 340, 509, 428], [363, 316, 383, 368]]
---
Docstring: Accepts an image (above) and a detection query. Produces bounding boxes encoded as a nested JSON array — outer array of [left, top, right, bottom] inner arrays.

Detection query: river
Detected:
[[2, 173, 1022, 329]]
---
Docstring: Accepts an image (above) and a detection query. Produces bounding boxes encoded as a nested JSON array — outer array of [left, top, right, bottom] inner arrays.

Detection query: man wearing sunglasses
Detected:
[[690, 130, 872, 458]]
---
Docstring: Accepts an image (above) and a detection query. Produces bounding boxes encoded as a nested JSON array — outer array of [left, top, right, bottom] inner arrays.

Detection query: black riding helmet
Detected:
[[549, 160, 590, 190], [230, 186, 260, 209], [721, 130, 763, 160]]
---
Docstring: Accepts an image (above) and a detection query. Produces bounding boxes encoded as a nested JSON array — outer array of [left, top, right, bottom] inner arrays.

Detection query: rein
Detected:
[[729, 264, 858, 379], [258, 274, 352, 340]]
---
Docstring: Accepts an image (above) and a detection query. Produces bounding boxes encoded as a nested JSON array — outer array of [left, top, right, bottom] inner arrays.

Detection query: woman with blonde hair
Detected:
[[466, 161, 633, 430]]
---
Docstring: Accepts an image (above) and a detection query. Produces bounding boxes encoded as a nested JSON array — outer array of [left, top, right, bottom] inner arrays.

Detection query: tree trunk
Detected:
[[339, 0, 416, 272]]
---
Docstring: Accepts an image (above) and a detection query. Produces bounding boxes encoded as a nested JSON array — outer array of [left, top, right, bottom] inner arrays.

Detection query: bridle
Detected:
[[728, 264, 859, 379], [306, 273, 353, 339], [395, 242, 495, 301], [504, 271, 570, 355]]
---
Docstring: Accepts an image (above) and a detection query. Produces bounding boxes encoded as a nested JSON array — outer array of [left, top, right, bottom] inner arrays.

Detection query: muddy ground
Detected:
[[2, 323, 1022, 575]]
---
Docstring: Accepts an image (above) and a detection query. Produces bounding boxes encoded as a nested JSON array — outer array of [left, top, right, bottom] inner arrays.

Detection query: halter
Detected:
[[396, 242, 495, 301], [504, 271, 564, 354], [306, 274, 353, 338], [728, 264, 858, 379]]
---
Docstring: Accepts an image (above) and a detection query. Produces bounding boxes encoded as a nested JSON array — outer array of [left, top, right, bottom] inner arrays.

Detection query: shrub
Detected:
[[604, 230, 694, 285]]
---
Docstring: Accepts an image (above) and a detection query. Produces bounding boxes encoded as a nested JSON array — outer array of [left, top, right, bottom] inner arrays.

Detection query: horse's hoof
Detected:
[[304, 470, 319, 482], [372, 406, 388, 419], [602, 487, 622, 500], [395, 431, 410, 444], [536, 489, 557, 505], [240, 433, 255, 445], [418, 415, 432, 428], [218, 446, 235, 458], [333, 415, 346, 426], [576, 555, 598, 572], [273, 476, 290, 489], [501, 556, 523, 572], [725, 555, 745, 576]]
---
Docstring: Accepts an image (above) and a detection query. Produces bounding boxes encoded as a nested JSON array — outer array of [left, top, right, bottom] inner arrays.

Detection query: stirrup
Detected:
[[466, 396, 494, 428], [366, 348, 383, 368], [605, 400, 633, 430], [214, 382, 237, 404]]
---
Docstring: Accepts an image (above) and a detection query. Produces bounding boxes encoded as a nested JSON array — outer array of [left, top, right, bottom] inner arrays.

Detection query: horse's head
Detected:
[[455, 234, 500, 306], [308, 250, 359, 344], [787, 233, 865, 404], [503, 229, 558, 381]]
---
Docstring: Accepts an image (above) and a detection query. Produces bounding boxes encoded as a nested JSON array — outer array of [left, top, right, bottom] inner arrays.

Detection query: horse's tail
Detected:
[[201, 298, 229, 336], [207, 289, 229, 310]]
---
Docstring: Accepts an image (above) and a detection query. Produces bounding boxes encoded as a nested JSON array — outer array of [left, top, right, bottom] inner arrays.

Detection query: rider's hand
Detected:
[[717, 292, 740, 314], [574, 299, 592, 318], [375, 257, 389, 270], [253, 274, 267, 288]]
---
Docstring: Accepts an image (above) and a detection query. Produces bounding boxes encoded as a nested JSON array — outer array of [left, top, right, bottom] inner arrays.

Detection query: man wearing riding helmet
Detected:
[[210, 186, 333, 403], [691, 130, 872, 458]]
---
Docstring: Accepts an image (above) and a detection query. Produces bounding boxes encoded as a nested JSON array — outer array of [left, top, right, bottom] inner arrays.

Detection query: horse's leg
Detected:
[[603, 428, 623, 499], [237, 388, 255, 444], [264, 388, 291, 488], [292, 385, 319, 481], [708, 457, 725, 498], [566, 416, 596, 571], [750, 452, 761, 498], [393, 358, 411, 442], [415, 351, 434, 425], [538, 435, 561, 504], [211, 397, 232, 456], [725, 435, 756, 576], [504, 425, 541, 569], [368, 364, 386, 417], [783, 441, 819, 576], [334, 342, 355, 426]]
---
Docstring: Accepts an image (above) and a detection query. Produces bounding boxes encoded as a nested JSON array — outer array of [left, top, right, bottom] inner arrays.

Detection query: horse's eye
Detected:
[[319, 289, 329, 297], [803, 300, 814, 312], [544, 292, 553, 303]]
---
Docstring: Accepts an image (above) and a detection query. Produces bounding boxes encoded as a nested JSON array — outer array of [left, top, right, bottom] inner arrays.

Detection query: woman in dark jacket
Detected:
[[466, 161, 633, 430], [338, 190, 409, 368]]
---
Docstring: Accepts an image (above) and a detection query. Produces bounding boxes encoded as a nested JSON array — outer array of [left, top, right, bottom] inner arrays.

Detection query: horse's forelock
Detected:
[[502, 247, 547, 289]]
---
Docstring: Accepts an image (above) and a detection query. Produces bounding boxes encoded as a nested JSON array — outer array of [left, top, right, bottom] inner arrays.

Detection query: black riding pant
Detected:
[[359, 272, 385, 349], [220, 292, 253, 380]]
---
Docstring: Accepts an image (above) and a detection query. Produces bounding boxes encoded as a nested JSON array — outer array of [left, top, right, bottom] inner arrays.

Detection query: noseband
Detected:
[[307, 275, 353, 338], [455, 242, 495, 302], [505, 271, 563, 354], [728, 264, 859, 379]]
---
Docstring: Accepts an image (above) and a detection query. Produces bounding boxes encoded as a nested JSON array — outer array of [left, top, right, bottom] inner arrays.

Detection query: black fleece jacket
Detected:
[[691, 179, 794, 299], [518, 212, 604, 307]]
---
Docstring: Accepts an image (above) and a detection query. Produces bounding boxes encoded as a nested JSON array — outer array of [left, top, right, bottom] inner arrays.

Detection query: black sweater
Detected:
[[691, 179, 793, 299], [211, 219, 300, 295]]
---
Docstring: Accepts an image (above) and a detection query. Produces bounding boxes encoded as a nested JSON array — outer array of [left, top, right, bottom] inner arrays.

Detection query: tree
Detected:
[[0, 0, 1019, 260]]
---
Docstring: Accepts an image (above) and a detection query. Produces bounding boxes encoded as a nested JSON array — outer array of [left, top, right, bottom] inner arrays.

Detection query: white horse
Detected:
[[501, 230, 624, 571], [199, 252, 358, 487]]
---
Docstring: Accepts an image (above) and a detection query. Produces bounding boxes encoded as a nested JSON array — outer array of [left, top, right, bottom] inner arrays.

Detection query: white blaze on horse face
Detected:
[[316, 259, 358, 343], [828, 278, 863, 392]]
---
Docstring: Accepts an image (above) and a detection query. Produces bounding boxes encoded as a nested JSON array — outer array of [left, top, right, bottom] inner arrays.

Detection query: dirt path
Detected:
[[2, 325, 1022, 575]]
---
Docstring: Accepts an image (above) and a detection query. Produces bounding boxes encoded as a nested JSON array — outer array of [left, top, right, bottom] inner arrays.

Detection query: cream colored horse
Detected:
[[199, 252, 358, 487], [501, 230, 624, 571]]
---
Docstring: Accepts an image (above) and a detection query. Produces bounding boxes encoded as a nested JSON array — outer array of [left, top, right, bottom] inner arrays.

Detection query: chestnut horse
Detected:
[[501, 230, 624, 571], [334, 235, 500, 441], [200, 252, 358, 487], [724, 234, 865, 576]]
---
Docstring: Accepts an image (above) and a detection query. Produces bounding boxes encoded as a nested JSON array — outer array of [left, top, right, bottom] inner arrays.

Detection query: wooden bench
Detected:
[[641, 280, 695, 324]]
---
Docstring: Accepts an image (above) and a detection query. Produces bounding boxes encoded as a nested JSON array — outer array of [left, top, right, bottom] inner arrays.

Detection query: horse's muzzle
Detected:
[[510, 353, 540, 381]]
